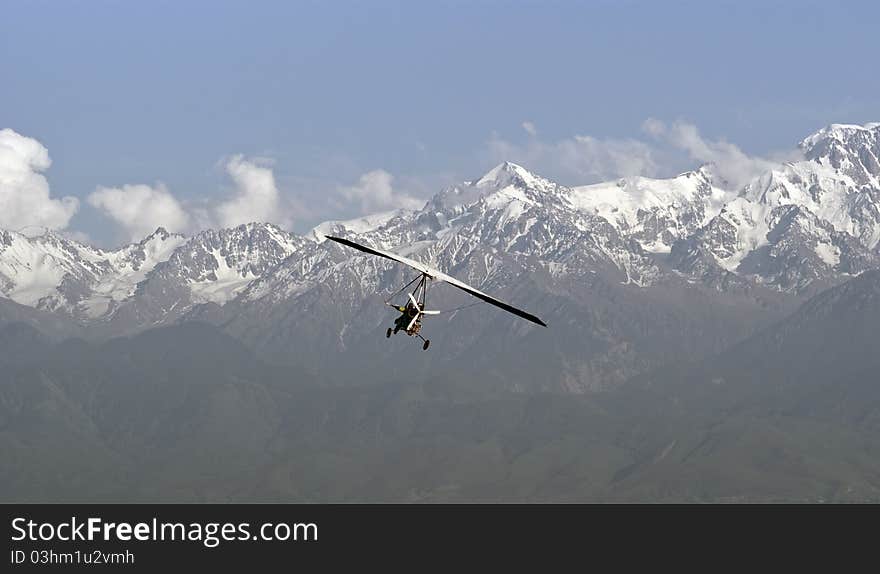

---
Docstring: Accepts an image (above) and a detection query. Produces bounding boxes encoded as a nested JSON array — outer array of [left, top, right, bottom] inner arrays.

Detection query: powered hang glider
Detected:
[[325, 235, 547, 351]]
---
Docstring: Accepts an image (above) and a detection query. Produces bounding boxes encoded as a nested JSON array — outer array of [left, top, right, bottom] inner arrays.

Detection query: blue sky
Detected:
[[2, 0, 879, 245]]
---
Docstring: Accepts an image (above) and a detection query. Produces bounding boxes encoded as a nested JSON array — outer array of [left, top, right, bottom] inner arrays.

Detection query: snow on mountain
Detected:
[[139, 222, 306, 307], [0, 229, 107, 307], [476, 161, 538, 186], [0, 222, 303, 324], [740, 162, 877, 248], [417, 162, 662, 286], [745, 123, 880, 245], [800, 122, 880, 188], [0, 227, 188, 318], [2, 122, 879, 329], [735, 205, 872, 292], [84, 228, 187, 317], [241, 160, 666, 326], [309, 209, 410, 243], [672, 123, 880, 290], [427, 161, 562, 216], [569, 166, 731, 253]]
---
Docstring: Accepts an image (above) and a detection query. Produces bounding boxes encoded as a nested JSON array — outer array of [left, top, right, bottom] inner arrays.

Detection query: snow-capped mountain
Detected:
[[0, 229, 107, 308], [98, 222, 307, 331], [236, 161, 661, 316], [0, 223, 304, 327], [149, 222, 305, 306], [2, 123, 878, 318], [203, 161, 770, 387], [85, 228, 188, 317], [801, 122, 880, 189], [0, 227, 186, 318], [1, 122, 878, 387], [309, 210, 411, 243], [569, 166, 731, 253], [671, 123, 880, 291]]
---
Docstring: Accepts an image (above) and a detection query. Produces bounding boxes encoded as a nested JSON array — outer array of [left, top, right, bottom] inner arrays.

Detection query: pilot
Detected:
[[393, 301, 419, 333]]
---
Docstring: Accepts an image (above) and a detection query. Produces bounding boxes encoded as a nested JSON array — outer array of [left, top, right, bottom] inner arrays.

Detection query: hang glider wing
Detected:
[[325, 235, 547, 327], [324, 235, 434, 274], [425, 267, 548, 327]]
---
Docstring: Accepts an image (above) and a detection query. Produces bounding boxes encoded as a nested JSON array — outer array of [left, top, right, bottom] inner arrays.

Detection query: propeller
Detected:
[[405, 293, 440, 331]]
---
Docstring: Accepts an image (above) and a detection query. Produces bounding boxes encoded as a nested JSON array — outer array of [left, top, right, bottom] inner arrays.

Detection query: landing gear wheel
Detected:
[[393, 327, 400, 335], [386, 328, 392, 338], [422, 340, 430, 351]]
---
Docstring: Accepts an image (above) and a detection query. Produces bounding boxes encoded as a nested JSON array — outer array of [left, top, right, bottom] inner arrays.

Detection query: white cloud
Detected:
[[0, 128, 79, 233], [338, 170, 424, 214], [88, 155, 302, 241], [643, 118, 785, 190], [486, 120, 795, 190], [88, 183, 190, 241], [58, 229, 94, 245], [640, 117, 666, 138], [487, 131, 660, 185], [215, 155, 291, 229]]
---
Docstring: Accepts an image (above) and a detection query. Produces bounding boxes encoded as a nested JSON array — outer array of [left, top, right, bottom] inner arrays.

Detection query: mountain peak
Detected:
[[142, 226, 173, 242], [800, 122, 880, 151], [309, 209, 405, 243], [426, 162, 556, 216], [797, 122, 880, 185], [475, 161, 538, 188], [233, 221, 279, 233]]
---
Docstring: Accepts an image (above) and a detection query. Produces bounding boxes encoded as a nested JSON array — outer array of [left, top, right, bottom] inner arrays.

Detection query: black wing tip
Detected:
[[325, 235, 359, 248], [529, 316, 548, 328]]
